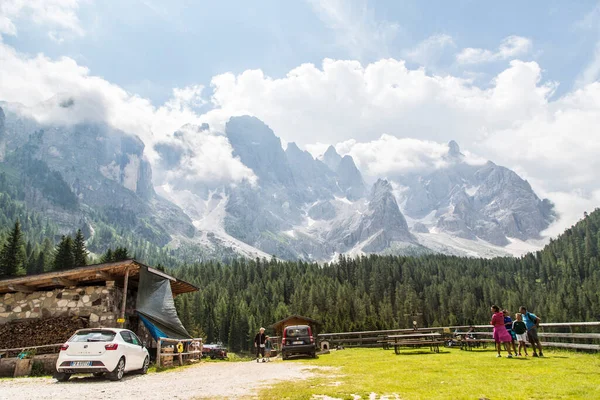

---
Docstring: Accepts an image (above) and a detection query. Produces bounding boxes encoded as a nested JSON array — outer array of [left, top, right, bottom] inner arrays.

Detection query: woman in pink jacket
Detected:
[[490, 305, 514, 358]]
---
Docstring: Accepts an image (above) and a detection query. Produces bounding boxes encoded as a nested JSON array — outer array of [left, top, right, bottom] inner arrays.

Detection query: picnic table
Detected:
[[386, 332, 444, 354], [454, 332, 494, 350]]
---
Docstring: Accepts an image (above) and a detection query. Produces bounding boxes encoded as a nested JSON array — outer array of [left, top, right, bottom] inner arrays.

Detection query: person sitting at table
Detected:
[[465, 326, 475, 340]]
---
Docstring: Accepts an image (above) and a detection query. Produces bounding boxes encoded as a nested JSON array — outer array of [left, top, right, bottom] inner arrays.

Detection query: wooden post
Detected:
[[156, 338, 162, 368], [119, 267, 130, 328]]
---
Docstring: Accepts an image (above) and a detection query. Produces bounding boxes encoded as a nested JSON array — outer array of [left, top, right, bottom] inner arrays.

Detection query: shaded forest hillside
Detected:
[[171, 209, 600, 351]]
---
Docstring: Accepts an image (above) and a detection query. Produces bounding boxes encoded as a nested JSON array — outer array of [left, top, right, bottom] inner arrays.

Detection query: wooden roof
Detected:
[[0, 259, 198, 296], [271, 315, 320, 330]]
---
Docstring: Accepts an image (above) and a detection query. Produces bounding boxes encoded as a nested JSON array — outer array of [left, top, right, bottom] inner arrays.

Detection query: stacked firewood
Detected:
[[0, 317, 88, 351]]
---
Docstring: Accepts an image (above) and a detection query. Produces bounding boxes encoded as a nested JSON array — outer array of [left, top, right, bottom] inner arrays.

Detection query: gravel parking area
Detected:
[[0, 360, 315, 400]]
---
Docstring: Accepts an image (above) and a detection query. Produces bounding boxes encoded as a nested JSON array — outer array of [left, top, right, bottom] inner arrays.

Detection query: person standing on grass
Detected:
[[490, 305, 514, 358], [512, 313, 529, 356], [503, 309, 518, 355], [254, 327, 267, 362], [519, 306, 544, 357]]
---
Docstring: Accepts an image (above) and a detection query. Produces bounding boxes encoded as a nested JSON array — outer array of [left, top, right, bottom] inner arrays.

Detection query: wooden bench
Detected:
[[386, 333, 444, 354], [390, 340, 445, 354]]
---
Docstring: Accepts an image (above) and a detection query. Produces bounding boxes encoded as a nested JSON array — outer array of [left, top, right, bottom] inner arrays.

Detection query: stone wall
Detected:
[[0, 282, 122, 327]]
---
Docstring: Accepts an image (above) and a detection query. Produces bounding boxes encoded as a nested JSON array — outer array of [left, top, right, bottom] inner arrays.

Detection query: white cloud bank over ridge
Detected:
[[0, 41, 256, 187], [1, 24, 600, 236]]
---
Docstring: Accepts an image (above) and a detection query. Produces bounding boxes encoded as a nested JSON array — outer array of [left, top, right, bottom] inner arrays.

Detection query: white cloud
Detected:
[[456, 35, 532, 64], [307, 0, 399, 60], [0, 41, 256, 187], [0, 0, 84, 39], [207, 58, 554, 147], [333, 135, 486, 178], [404, 34, 455, 66]]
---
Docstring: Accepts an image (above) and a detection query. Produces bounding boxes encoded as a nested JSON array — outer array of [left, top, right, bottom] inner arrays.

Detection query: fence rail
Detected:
[[317, 322, 600, 351], [156, 337, 203, 368], [0, 343, 63, 358]]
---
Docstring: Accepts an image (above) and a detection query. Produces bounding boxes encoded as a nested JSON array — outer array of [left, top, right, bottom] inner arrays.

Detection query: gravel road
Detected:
[[0, 360, 315, 400]]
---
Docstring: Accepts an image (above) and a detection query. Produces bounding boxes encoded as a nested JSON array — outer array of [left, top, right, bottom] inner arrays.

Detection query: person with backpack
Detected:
[[519, 306, 544, 357]]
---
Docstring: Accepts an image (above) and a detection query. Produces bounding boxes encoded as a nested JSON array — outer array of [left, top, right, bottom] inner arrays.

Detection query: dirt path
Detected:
[[0, 360, 316, 400]]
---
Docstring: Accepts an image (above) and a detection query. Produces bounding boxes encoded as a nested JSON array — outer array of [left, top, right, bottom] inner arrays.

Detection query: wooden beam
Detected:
[[52, 277, 76, 287], [119, 267, 130, 328], [95, 271, 117, 281], [7, 284, 34, 293]]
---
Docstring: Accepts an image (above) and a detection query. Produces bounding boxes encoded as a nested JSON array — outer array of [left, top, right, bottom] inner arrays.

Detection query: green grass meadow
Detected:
[[258, 347, 600, 399]]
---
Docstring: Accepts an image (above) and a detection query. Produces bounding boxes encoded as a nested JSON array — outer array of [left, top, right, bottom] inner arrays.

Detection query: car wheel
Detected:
[[140, 356, 149, 375], [55, 372, 71, 382], [93, 372, 105, 377], [107, 357, 126, 381], [311, 352, 317, 358], [210, 355, 216, 360], [282, 353, 288, 360]]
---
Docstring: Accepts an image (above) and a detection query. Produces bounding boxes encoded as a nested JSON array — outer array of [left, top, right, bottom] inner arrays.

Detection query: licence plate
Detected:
[[292, 341, 303, 345], [70, 361, 92, 367]]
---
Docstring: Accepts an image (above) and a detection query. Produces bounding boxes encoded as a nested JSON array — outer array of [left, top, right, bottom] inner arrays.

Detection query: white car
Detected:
[[55, 328, 150, 381]]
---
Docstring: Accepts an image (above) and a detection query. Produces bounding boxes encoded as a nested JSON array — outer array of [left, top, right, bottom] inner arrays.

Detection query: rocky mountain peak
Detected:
[[226, 116, 295, 187], [322, 145, 342, 172], [447, 140, 463, 159], [336, 155, 366, 200], [357, 178, 412, 251], [286, 142, 303, 155], [370, 178, 393, 197]]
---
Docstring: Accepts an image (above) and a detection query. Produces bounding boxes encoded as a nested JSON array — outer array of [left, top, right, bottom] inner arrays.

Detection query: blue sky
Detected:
[[4, 0, 599, 104]]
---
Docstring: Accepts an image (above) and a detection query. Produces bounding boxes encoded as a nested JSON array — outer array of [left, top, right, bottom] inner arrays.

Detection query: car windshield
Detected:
[[70, 330, 116, 342], [286, 327, 308, 337]]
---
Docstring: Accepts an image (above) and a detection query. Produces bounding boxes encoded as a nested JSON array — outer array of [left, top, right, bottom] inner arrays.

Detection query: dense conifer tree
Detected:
[[0, 220, 26, 277]]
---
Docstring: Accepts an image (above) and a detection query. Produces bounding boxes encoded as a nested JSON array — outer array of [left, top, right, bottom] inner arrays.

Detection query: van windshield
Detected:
[[286, 327, 309, 337]]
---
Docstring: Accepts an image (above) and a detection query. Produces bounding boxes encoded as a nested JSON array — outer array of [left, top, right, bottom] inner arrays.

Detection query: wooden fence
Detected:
[[156, 337, 202, 368], [0, 343, 63, 359], [317, 322, 600, 351]]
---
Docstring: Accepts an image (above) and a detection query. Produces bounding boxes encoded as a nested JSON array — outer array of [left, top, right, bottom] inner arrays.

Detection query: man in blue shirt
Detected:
[[519, 306, 544, 357]]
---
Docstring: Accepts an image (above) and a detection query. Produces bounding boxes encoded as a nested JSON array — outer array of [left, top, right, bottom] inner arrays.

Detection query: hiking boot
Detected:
[[539, 353, 544, 357], [507, 354, 513, 358], [496, 354, 502, 358], [532, 353, 538, 357]]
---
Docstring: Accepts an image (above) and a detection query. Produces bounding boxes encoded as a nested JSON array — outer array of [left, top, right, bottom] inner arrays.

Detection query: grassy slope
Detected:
[[259, 348, 600, 399]]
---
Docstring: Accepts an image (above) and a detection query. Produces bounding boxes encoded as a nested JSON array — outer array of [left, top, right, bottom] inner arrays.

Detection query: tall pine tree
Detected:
[[53, 235, 75, 271], [0, 220, 26, 277], [73, 229, 88, 267]]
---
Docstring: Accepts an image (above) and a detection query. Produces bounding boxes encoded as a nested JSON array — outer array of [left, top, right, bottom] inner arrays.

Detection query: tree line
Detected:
[[0, 219, 131, 278]]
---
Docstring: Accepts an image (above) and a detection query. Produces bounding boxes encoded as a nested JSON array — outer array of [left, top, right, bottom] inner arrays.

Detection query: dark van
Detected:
[[281, 325, 316, 360]]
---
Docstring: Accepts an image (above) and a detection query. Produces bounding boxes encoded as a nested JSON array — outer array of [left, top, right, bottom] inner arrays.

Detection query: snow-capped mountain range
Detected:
[[0, 104, 555, 261]]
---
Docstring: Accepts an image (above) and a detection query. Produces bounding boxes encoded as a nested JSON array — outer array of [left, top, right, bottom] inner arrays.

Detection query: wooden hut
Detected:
[[271, 315, 320, 342], [0, 259, 197, 352]]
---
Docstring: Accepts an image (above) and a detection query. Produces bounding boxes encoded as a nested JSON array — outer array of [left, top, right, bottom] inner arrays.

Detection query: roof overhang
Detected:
[[0, 259, 197, 296]]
